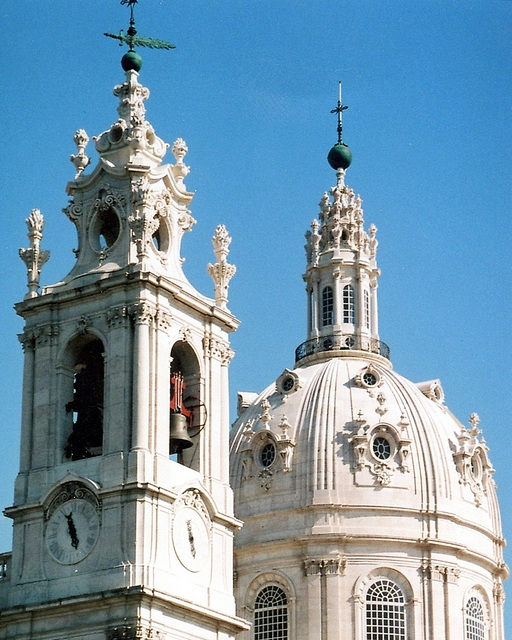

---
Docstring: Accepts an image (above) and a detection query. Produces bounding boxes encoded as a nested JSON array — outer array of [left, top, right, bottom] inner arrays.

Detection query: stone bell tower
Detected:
[[0, 6, 247, 639]]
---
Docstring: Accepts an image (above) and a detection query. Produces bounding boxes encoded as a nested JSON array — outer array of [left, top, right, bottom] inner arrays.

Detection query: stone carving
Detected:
[[94, 71, 167, 162], [18, 330, 35, 353], [19, 209, 50, 299], [375, 392, 388, 416], [107, 623, 164, 640], [129, 212, 159, 259], [373, 462, 393, 486], [29, 323, 59, 347], [173, 489, 210, 523], [93, 186, 126, 216], [63, 200, 83, 222], [207, 225, 236, 310], [45, 481, 100, 522], [304, 180, 378, 267], [258, 468, 274, 491], [76, 316, 92, 335], [70, 129, 90, 178], [350, 419, 411, 485], [276, 416, 295, 472], [239, 404, 296, 483], [179, 326, 193, 343], [493, 579, 506, 605], [258, 399, 272, 429], [202, 336, 235, 365], [106, 305, 130, 327], [453, 413, 494, 506], [304, 555, 346, 576], [129, 178, 161, 259], [171, 138, 190, 184], [421, 563, 460, 584], [131, 302, 156, 326], [156, 310, 172, 332]]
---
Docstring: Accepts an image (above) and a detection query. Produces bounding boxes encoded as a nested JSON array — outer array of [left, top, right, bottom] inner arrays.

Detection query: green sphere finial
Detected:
[[327, 143, 353, 171], [122, 49, 143, 72], [328, 82, 352, 171]]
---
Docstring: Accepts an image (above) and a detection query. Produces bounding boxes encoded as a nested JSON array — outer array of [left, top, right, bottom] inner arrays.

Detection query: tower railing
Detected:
[[295, 333, 390, 363]]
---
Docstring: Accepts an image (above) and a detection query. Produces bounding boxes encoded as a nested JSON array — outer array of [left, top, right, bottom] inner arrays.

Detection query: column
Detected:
[[131, 303, 154, 452], [18, 332, 35, 473]]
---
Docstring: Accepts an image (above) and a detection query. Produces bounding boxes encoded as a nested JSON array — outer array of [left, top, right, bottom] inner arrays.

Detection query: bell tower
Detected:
[[1, 4, 247, 639]]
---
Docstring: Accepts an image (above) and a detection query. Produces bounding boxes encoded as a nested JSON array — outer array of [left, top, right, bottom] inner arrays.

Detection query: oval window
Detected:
[[372, 436, 391, 460], [260, 442, 276, 468]]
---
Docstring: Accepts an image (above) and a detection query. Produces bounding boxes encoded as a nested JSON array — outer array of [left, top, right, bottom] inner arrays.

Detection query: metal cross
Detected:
[[330, 81, 348, 145]]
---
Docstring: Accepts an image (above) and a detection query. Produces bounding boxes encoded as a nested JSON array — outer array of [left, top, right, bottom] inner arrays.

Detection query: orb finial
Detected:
[[104, 0, 176, 72], [327, 81, 352, 171]]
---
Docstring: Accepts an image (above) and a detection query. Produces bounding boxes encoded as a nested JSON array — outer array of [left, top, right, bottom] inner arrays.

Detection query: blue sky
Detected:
[[1, 0, 511, 630]]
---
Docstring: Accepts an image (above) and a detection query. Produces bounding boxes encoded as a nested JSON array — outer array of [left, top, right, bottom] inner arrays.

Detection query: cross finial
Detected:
[[330, 81, 348, 145]]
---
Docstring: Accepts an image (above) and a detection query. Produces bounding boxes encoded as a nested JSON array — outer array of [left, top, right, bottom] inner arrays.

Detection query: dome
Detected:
[[230, 349, 506, 637], [231, 351, 501, 538]]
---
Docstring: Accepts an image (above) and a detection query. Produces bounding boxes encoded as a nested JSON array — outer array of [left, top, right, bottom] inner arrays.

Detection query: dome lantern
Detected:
[[300, 84, 384, 364]]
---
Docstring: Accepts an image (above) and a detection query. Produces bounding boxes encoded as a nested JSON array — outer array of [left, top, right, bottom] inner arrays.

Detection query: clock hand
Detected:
[[186, 519, 196, 558], [65, 512, 80, 549]]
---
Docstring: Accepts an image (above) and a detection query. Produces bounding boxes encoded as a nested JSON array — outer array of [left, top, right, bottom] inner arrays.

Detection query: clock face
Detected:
[[45, 499, 100, 565], [172, 505, 210, 572]]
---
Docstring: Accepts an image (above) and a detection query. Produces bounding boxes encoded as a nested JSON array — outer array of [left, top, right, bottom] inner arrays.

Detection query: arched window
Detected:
[[365, 579, 405, 640], [364, 289, 370, 329], [321, 286, 334, 326], [465, 596, 485, 640], [343, 284, 355, 324], [254, 585, 288, 640]]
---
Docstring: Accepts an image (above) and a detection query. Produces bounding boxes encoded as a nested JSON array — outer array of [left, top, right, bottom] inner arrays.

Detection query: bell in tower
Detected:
[[1, 3, 247, 639]]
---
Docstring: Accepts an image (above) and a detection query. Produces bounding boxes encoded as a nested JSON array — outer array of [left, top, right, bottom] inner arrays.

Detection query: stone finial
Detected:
[[207, 225, 236, 310], [171, 138, 190, 184], [70, 129, 90, 178], [19, 209, 50, 299]]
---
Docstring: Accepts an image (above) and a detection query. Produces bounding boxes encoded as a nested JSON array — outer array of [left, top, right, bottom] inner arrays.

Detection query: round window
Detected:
[[362, 372, 378, 387], [260, 442, 276, 468], [372, 436, 391, 460], [281, 376, 295, 393]]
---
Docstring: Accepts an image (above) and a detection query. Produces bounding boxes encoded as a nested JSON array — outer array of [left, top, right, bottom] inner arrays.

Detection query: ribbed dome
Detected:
[[230, 350, 504, 573]]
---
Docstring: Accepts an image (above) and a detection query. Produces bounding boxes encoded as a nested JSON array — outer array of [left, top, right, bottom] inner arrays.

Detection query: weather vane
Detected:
[[330, 81, 348, 145], [105, 0, 175, 52]]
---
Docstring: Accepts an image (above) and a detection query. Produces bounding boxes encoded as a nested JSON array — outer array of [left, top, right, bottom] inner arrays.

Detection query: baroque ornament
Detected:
[[207, 224, 236, 310], [19, 209, 50, 300]]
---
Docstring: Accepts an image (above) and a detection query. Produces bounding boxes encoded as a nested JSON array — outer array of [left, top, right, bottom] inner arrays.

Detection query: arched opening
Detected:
[[465, 595, 486, 640], [365, 578, 406, 640], [90, 205, 120, 251], [169, 341, 202, 466], [254, 585, 289, 640], [64, 337, 104, 461]]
